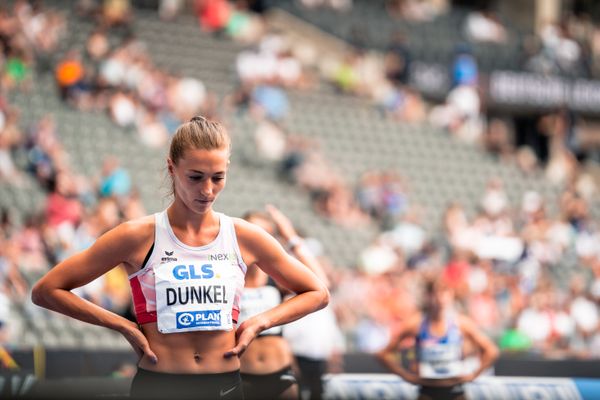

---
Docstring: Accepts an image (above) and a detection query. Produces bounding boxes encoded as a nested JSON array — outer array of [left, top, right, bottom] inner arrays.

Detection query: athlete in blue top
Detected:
[[377, 278, 499, 400]]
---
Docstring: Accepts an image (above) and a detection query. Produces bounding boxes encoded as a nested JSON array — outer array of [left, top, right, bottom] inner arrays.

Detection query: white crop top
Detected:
[[128, 210, 247, 333]]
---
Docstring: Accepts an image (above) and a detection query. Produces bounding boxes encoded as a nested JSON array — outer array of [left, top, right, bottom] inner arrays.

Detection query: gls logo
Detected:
[[172, 264, 214, 280], [161, 250, 178, 263]]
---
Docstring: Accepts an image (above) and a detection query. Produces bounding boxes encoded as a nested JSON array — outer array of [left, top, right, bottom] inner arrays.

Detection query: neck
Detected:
[[429, 309, 445, 323], [168, 200, 216, 232]]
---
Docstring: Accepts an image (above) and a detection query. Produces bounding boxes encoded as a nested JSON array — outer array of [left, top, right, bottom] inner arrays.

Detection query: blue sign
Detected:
[[176, 310, 221, 329], [323, 374, 597, 400]]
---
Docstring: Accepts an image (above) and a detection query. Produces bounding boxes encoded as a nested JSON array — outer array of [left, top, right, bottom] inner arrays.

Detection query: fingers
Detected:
[[223, 343, 247, 359], [139, 339, 158, 364], [225, 328, 253, 357], [225, 323, 257, 358], [123, 325, 158, 364], [134, 330, 158, 363]]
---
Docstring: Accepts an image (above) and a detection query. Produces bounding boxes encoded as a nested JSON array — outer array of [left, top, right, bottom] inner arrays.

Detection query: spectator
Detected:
[[253, 120, 286, 162], [45, 171, 83, 229], [101, 0, 132, 29], [452, 45, 478, 87], [86, 28, 110, 62], [108, 91, 137, 127], [483, 118, 514, 162], [55, 50, 85, 101], [0, 126, 21, 184], [464, 10, 507, 44], [158, 0, 185, 21], [251, 84, 289, 121], [284, 304, 345, 400], [385, 31, 411, 86], [430, 46, 483, 143], [98, 156, 132, 198], [385, 0, 448, 22], [4, 48, 32, 90], [195, 0, 231, 34]]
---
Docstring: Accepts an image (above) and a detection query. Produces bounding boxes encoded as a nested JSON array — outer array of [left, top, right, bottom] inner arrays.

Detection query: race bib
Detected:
[[155, 261, 238, 333], [419, 344, 463, 379]]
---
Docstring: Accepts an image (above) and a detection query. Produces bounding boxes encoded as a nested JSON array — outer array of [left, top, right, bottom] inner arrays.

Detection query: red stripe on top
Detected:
[[232, 307, 239, 325], [129, 276, 157, 324]]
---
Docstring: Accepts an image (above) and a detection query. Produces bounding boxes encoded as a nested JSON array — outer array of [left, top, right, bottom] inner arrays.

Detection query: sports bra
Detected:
[[416, 315, 464, 379]]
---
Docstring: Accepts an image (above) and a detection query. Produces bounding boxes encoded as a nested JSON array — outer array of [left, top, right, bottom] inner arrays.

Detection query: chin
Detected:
[[193, 202, 214, 213]]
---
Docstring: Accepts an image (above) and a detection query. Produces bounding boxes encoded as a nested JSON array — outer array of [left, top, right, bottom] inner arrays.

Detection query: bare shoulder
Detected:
[[120, 214, 155, 236], [115, 214, 155, 244], [404, 313, 423, 334], [386, 314, 422, 347], [456, 313, 477, 332], [100, 215, 155, 269]]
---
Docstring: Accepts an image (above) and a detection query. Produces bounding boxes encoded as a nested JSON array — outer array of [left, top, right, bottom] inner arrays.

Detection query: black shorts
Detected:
[[418, 384, 466, 400], [130, 368, 243, 400], [241, 365, 297, 400]]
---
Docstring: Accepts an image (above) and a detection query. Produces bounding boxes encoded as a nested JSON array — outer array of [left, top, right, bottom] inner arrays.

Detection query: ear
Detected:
[[167, 158, 175, 175]]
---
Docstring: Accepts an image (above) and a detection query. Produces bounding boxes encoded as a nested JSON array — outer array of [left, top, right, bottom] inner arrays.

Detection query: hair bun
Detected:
[[190, 115, 208, 123]]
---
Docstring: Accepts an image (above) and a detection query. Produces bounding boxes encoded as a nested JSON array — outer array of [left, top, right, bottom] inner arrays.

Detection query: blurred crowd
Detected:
[[333, 176, 600, 359], [0, 0, 600, 368]]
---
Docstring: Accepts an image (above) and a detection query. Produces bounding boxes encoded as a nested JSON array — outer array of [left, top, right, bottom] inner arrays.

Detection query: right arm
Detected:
[[376, 315, 422, 385], [31, 220, 157, 362]]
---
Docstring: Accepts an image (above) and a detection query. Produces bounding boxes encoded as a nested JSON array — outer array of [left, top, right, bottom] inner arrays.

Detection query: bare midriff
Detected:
[[240, 335, 293, 375], [138, 323, 241, 374]]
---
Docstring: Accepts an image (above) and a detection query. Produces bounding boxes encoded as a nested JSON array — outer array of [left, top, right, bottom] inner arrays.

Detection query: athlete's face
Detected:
[[426, 287, 453, 318], [169, 147, 229, 214]]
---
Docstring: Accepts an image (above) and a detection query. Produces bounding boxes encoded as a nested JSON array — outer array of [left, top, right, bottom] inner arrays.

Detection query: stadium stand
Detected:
[[1, 0, 600, 371]]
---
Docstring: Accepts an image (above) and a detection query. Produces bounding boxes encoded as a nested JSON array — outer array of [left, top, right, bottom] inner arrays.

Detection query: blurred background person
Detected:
[[377, 277, 499, 400]]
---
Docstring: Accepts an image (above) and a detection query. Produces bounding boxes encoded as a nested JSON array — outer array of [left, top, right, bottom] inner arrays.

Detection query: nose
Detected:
[[200, 179, 213, 198]]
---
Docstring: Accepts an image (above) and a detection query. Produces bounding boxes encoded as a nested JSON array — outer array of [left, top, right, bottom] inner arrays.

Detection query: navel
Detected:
[[193, 352, 203, 363]]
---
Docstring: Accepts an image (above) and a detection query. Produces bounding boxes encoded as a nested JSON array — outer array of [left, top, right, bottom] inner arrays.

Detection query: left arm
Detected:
[[225, 218, 330, 357], [458, 315, 500, 382]]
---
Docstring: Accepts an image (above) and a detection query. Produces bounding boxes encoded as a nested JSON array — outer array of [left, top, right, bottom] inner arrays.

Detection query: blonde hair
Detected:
[[169, 116, 231, 165], [166, 116, 231, 198]]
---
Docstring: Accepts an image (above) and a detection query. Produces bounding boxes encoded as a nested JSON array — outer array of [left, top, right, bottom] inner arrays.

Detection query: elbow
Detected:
[[487, 343, 500, 364], [375, 350, 393, 369], [31, 281, 51, 309], [317, 284, 330, 311]]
